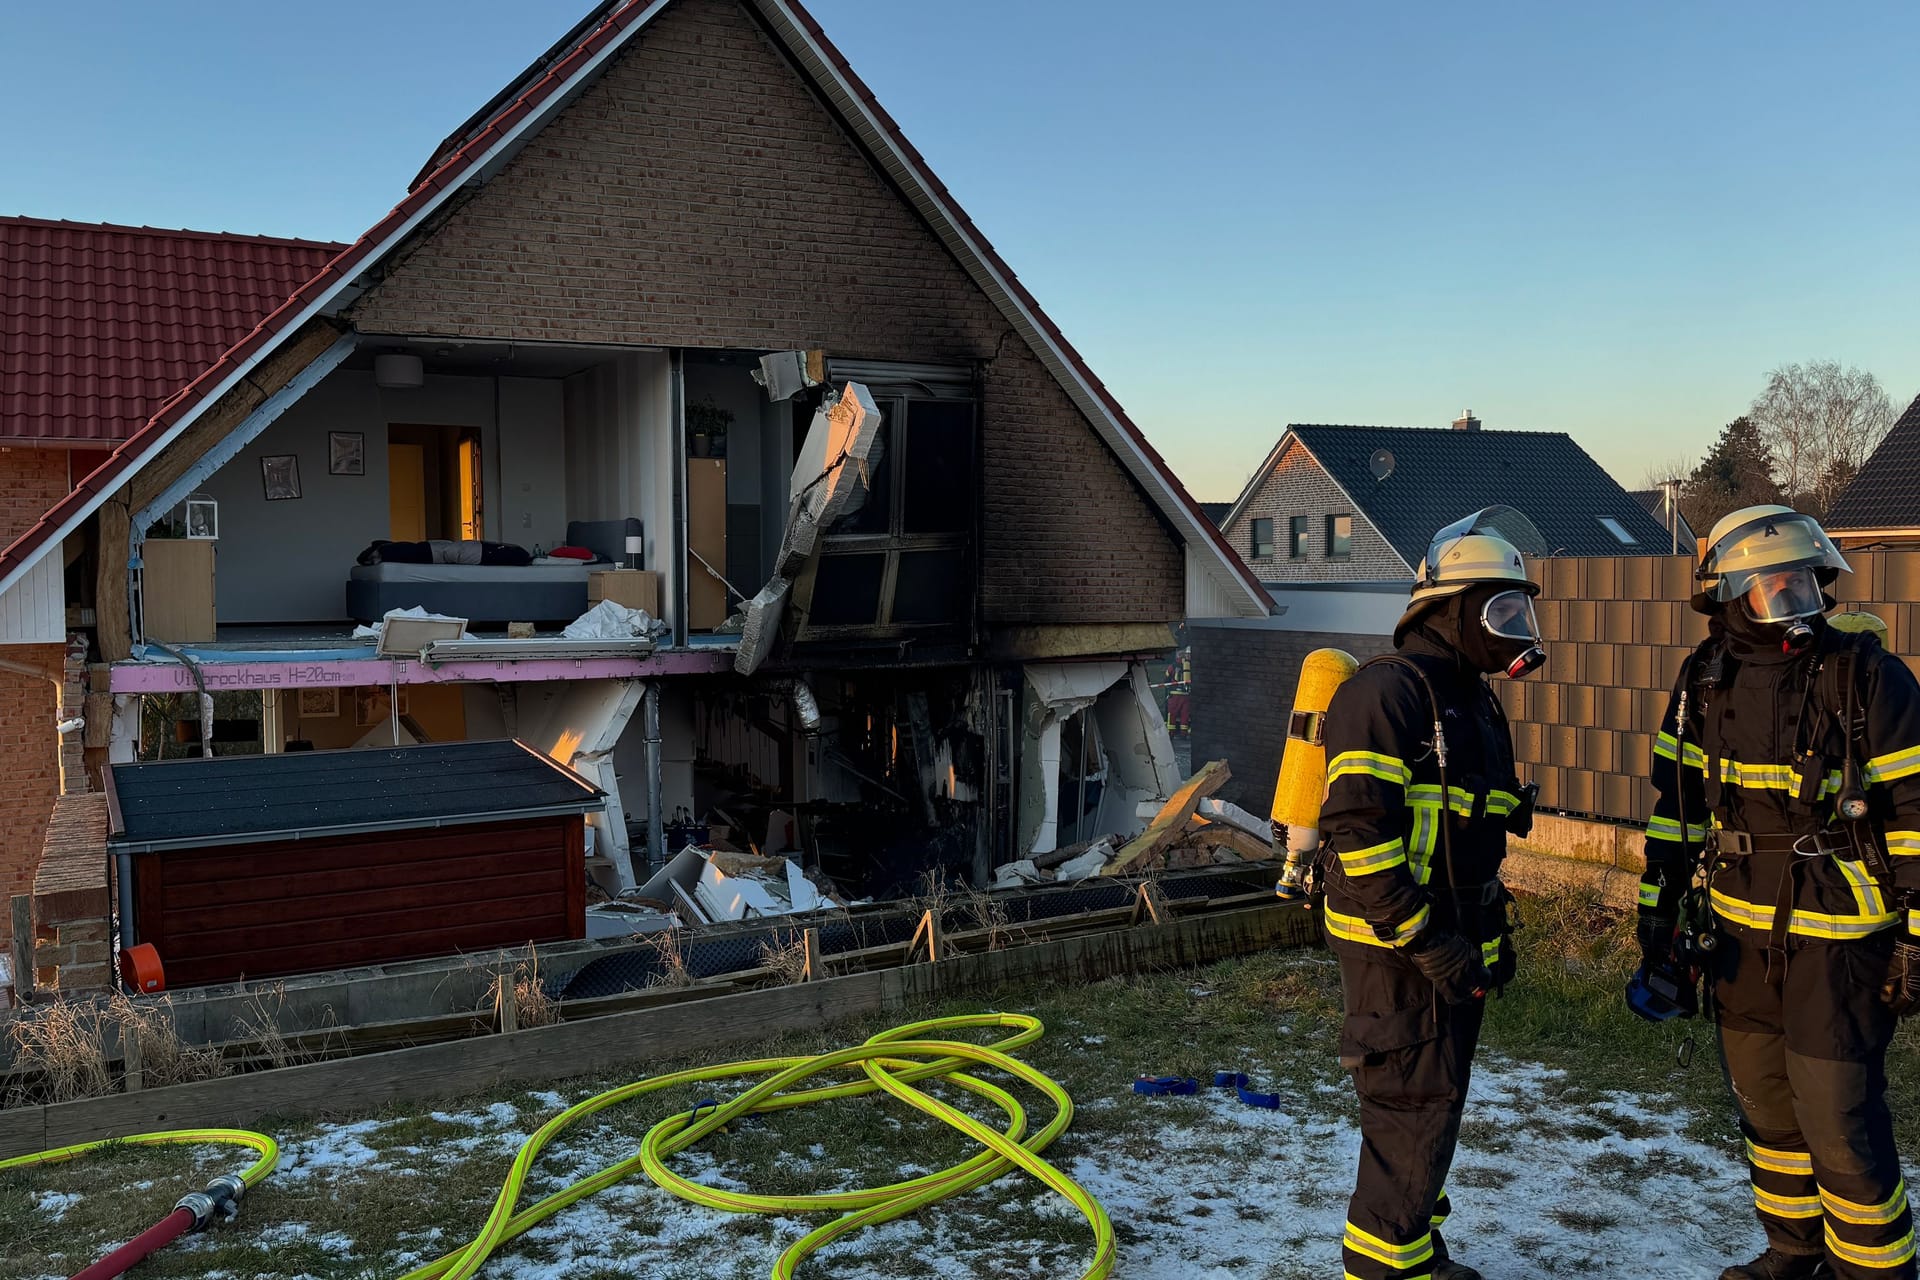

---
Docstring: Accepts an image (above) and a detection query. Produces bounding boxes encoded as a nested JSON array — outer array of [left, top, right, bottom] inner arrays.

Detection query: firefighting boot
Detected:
[[1719, 1248, 1831, 1280], [1432, 1261, 1483, 1280]]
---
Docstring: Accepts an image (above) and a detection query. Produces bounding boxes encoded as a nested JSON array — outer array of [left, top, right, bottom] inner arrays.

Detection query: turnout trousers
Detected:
[[1713, 925, 1915, 1279], [1334, 943, 1484, 1280]]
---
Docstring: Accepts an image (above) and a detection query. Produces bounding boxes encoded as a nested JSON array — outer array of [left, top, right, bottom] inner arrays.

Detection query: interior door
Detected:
[[388, 443, 427, 541], [456, 433, 483, 540]]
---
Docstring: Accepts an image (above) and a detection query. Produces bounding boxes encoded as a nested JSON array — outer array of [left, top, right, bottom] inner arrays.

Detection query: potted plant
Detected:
[[687, 400, 733, 459]]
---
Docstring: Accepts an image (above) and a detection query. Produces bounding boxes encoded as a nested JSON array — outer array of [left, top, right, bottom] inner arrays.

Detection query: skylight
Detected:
[[1598, 516, 1637, 545]]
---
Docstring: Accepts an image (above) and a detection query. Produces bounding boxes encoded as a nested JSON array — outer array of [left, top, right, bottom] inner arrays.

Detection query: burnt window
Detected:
[[808, 387, 975, 634]]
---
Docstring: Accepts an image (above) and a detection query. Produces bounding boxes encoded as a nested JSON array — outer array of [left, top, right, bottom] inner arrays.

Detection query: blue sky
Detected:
[[5, 1, 1916, 499]]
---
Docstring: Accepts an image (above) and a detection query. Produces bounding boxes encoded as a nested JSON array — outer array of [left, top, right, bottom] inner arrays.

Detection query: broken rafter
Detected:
[[1102, 760, 1231, 874]]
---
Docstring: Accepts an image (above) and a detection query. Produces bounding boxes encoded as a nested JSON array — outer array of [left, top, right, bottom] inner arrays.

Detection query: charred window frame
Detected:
[[802, 375, 977, 638]]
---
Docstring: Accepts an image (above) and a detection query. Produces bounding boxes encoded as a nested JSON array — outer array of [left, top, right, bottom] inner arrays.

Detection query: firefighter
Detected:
[[1632, 505, 1920, 1280], [1320, 509, 1545, 1280]]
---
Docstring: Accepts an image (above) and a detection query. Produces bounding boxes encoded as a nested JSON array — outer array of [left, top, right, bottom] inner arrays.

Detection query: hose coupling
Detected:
[[173, 1191, 217, 1232]]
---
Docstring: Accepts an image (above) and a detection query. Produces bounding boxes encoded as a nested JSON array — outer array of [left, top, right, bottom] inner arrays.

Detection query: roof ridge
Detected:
[[0, 215, 346, 251], [1290, 422, 1571, 437]]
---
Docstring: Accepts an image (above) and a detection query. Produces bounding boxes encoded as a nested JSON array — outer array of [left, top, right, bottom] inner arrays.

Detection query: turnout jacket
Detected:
[[1639, 623, 1920, 945], [1320, 634, 1524, 963]]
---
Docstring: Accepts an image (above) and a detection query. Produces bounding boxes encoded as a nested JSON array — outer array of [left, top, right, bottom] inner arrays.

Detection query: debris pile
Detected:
[[627, 845, 851, 926], [1101, 760, 1275, 874]]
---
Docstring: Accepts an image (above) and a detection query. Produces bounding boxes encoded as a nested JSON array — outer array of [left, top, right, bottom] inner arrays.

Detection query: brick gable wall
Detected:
[[0, 447, 71, 945], [347, 0, 1181, 624], [1224, 439, 1408, 581]]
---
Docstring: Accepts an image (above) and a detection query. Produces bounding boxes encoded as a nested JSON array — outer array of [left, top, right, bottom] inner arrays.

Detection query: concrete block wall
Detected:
[[1190, 624, 1394, 809]]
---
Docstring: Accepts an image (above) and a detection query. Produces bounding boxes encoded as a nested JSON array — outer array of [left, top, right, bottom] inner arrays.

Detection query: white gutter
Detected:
[[0, 1, 673, 602]]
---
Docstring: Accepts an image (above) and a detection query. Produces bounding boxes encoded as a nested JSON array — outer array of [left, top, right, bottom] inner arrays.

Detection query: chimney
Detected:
[[1452, 409, 1480, 432]]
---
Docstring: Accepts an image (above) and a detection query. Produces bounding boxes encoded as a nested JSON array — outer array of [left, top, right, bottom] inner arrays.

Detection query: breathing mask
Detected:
[[1740, 567, 1825, 654], [1480, 589, 1546, 678]]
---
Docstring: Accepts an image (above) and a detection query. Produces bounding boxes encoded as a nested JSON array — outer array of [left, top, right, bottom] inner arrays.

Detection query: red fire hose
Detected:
[[68, 1206, 196, 1280]]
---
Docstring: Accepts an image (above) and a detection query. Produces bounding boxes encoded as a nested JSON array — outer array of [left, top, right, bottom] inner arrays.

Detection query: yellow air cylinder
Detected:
[[1271, 647, 1358, 898], [1830, 610, 1889, 649]]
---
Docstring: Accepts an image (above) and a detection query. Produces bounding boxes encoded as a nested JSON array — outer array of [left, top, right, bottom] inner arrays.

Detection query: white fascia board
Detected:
[[1220, 430, 1297, 531], [0, 3, 671, 602], [758, 0, 1268, 619]]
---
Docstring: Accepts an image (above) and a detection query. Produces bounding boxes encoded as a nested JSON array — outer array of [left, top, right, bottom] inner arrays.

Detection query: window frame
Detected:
[[1288, 515, 1310, 560], [1249, 517, 1275, 560], [1598, 515, 1638, 545], [1325, 513, 1353, 561]]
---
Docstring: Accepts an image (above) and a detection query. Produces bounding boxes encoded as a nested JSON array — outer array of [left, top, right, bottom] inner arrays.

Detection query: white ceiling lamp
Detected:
[[374, 353, 424, 389]]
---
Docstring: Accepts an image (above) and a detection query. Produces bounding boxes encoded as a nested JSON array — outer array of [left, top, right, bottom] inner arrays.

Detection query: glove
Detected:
[[1405, 930, 1489, 1005], [1884, 935, 1920, 1018]]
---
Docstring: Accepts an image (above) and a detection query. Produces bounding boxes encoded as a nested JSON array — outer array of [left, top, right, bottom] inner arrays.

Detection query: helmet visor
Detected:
[[1700, 511, 1848, 602], [1482, 590, 1542, 643], [1741, 567, 1826, 623]]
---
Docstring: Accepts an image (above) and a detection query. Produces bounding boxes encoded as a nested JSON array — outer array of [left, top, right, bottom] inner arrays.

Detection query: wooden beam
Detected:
[[1104, 760, 1231, 873], [0, 901, 1314, 1158], [94, 498, 132, 663], [9, 896, 33, 1005]]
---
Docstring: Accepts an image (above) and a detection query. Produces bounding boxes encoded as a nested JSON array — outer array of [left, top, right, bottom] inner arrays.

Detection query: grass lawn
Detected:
[[4, 890, 1916, 1280]]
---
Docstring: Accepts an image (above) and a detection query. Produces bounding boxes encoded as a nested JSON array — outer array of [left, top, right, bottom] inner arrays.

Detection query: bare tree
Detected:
[[1748, 361, 1895, 517], [1639, 457, 1694, 491]]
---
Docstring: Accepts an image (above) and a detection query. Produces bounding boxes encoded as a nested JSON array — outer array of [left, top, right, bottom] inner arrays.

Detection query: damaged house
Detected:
[[0, 0, 1268, 989]]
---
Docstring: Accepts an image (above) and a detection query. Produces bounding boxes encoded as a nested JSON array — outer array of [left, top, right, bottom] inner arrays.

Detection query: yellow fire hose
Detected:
[[3, 1013, 1114, 1280]]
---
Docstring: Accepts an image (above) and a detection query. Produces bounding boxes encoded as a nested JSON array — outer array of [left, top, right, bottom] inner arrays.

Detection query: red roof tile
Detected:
[[0, 218, 343, 445]]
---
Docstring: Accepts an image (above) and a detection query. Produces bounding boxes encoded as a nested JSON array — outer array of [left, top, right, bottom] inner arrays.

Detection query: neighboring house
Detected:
[[1628, 487, 1698, 556], [0, 218, 343, 947], [0, 0, 1269, 970], [1197, 501, 1233, 528], [1193, 411, 1678, 814], [1826, 393, 1920, 549], [1218, 411, 1676, 583]]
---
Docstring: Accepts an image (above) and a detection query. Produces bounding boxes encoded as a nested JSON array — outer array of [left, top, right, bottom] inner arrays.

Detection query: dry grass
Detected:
[[644, 928, 694, 989], [107, 993, 227, 1090], [490, 948, 561, 1029], [5, 999, 110, 1104], [231, 982, 340, 1071], [957, 882, 1021, 951], [757, 930, 813, 984]]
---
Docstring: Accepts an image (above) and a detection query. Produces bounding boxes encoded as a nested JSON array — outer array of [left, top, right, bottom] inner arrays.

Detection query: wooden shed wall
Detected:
[[131, 817, 585, 987]]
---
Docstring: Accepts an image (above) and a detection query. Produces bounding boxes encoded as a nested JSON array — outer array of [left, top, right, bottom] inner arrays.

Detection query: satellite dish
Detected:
[[1369, 448, 1396, 481]]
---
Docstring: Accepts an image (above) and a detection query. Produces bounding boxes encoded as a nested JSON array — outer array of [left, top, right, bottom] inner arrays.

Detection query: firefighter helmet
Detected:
[[1692, 504, 1849, 615], [1396, 507, 1541, 643]]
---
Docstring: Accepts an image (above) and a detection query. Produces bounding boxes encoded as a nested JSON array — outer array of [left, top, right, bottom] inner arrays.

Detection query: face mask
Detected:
[[1480, 589, 1546, 678], [1743, 568, 1824, 623], [1726, 596, 1821, 656]]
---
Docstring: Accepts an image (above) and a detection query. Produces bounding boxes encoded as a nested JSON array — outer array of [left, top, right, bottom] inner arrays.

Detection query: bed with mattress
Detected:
[[344, 518, 641, 624]]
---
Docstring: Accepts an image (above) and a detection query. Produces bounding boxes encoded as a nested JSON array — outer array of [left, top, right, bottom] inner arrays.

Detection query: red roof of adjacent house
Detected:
[[0, 217, 343, 445]]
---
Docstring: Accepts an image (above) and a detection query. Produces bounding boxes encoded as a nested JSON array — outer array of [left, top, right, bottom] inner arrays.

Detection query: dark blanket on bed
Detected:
[[356, 539, 534, 567]]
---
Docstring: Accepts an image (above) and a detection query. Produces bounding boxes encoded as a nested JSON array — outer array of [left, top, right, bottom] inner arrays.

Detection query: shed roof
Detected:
[[108, 739, 603, 853]]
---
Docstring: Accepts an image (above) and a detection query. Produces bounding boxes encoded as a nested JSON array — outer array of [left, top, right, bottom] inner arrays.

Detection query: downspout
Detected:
[[0, 656, 59, 686], [644, 682, 664, 867]]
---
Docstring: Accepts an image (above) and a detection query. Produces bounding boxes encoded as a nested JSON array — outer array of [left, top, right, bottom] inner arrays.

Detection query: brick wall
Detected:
[[345, 0, 1181, 625], [32, 792, 112, 994], [0, 447, 67, 544], [0, 645, 63, 947], [1222, 438, 1409, 582], [1190, 624, 1394, 809]]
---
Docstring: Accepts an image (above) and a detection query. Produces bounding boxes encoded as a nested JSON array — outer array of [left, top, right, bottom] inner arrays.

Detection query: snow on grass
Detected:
[[34, 1191, 80, 1222]]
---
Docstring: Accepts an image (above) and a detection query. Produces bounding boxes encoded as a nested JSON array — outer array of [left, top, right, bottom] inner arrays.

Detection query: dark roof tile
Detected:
[[1289, 424, 1675, 563], [1826, 394, 1920, 531]]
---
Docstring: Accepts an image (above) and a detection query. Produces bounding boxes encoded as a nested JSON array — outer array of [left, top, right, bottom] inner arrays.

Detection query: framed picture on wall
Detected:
[[261, 454, 302, 501], [329, 432, 365, 476], [297, 688, 339, 718], [354, 687, 384, 727]]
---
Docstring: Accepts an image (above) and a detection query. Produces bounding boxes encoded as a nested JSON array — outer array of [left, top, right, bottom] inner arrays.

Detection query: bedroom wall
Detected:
[[563, 351, 677, 629], [202, 368, 566, 623]]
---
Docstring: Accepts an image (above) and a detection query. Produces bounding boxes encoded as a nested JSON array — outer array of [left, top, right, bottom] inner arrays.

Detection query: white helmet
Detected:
[[1693, 504, 1848, 616], [1395, 507, 1542, 644]]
